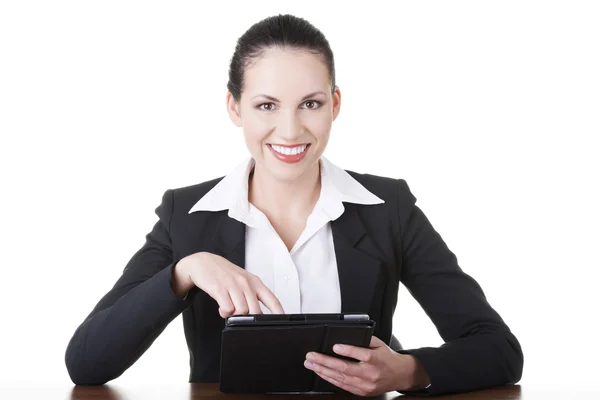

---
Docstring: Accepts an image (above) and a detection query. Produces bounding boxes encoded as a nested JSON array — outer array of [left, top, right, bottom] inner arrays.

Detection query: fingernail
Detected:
[[304, 360, 314, 369], [306, 352, 316, 360], [333, 344, 344, 352]]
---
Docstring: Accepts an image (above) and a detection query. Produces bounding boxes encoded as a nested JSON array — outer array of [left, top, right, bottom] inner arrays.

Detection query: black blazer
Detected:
[[64, 170, 523, 396]]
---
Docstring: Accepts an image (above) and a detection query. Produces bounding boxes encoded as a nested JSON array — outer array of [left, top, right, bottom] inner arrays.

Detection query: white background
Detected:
[[1, 0, 599, 395]]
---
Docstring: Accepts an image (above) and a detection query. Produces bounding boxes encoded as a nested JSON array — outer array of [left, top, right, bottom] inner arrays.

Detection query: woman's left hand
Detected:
[[304, 335, 430, 396]]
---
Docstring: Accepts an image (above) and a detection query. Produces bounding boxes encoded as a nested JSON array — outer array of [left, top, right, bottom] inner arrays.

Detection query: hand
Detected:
[[174, 252, 285, 318], [304, 336, 430, 396]]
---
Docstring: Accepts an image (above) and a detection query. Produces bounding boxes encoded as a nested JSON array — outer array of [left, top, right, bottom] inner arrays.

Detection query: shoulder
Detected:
[[344, 168, 419, 237], [344, 168, 417, 207], [154, 176, 226, 218], [172, 176, 225, 201]]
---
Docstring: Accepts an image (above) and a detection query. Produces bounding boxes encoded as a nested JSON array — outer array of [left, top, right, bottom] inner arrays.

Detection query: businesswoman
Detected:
[[65, 14, 523, 396]]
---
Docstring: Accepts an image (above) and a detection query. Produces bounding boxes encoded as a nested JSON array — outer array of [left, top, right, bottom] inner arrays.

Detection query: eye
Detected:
[[302, 100, 322, 110], [256, 100, 323, 111], [257, 102, 276, 111]]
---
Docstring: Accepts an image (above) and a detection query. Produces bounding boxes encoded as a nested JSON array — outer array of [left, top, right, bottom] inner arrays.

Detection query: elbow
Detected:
[[68, 372, 109, 386], [65, 336, 111, 386], [474, 323, 524, 386], [499, 330, 524, 385]]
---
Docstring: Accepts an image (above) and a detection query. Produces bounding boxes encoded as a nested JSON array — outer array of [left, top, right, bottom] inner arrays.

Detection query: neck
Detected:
[[248, 160, 322, 220]]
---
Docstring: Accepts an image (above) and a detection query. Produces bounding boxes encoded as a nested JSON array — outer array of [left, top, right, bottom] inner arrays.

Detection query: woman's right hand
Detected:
[[173, 251, 285, 318]]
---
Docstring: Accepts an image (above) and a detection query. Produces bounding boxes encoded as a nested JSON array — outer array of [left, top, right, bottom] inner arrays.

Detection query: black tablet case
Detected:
[[219, 313, 376, 393]]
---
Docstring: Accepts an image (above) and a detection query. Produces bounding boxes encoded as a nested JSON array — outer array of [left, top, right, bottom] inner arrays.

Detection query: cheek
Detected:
[[304, 114, 332, 140], [242, 125, 270, 154], [243, 114, 271, 139], [243, 131, 265, 152]]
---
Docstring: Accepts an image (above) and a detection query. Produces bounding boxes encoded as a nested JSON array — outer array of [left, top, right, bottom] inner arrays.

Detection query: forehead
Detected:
[[243, 47, 329, 96]]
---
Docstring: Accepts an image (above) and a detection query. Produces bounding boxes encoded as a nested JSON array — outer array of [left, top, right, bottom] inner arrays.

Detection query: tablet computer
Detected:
[[219, 313, 376, 393]]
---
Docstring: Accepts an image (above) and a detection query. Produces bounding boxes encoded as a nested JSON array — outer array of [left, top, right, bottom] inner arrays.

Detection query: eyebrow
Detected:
[[251, 91, 327, 102]]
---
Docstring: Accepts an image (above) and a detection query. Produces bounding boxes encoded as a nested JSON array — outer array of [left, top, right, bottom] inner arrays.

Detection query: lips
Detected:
[[267, 143, 311, 164]]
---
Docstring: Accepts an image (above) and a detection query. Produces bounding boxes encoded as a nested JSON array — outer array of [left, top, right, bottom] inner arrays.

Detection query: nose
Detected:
[[276, 108, 304, 142]]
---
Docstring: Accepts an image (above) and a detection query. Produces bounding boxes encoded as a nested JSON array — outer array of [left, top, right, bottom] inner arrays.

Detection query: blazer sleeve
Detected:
[[393, 179, 524, 396], [64, 188, 194, 385]]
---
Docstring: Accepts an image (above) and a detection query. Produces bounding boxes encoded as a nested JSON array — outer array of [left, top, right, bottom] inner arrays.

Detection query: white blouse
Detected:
[[188, 156, 384, 314]]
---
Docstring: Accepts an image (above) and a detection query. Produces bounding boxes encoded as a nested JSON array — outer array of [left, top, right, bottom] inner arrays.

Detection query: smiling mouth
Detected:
[[267, 143, 311, 156]]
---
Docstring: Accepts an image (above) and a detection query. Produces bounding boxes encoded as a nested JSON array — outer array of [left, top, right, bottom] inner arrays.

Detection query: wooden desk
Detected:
[[66, 383, 520, 399], [2, 383, 592, 399]]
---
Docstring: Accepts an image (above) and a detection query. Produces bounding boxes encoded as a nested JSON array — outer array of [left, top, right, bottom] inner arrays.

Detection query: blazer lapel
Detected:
[[213, 212, 246, 270], [211, 204, 385, 317], [331, 202, 386, 315]]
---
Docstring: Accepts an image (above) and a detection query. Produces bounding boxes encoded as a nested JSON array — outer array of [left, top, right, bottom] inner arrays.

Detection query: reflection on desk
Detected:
[[68, 383, 524, 399]]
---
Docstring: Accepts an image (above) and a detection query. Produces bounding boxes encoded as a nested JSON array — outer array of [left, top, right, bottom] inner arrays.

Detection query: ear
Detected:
[[226, 91, 242, 127], [332, 85, 341, 121]]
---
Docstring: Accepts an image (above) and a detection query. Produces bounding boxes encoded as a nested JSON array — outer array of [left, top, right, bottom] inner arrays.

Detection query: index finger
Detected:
[[255, 284, 285, 314], [244, 291, 263, 315]]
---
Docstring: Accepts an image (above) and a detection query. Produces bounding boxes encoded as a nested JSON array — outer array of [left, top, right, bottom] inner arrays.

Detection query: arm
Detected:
[[393, 179, 524, 396], [64, 189, 194, 385]]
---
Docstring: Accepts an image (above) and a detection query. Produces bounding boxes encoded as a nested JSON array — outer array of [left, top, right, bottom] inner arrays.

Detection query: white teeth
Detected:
[[271, 144, 307, 155]]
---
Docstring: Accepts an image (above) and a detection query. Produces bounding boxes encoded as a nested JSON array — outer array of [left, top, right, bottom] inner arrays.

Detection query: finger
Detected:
[[228, 289, 250, 315], [306, 352, 362, 377], [332, 343, 373, 363], [214, 289, 235, 318], [244, 290, 263, 315], [305, 359, 366, 390], [369, 335, 386, 348], [312, 369, 370, 397], [255, 282, 285, 314], [218, 307, 232, 319]]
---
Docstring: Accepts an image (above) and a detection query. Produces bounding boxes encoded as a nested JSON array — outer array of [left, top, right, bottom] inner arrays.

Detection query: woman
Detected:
[[65, 14, 523, 396]]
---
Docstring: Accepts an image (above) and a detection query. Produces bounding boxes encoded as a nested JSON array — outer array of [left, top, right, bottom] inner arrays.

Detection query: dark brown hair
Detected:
[[227, 14, 336, 103]]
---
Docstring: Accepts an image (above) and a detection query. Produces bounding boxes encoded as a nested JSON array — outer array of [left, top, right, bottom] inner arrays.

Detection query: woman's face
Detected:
[[226, 47, 341, 183]]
